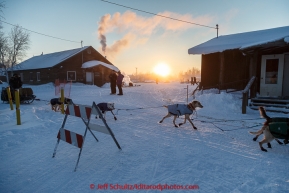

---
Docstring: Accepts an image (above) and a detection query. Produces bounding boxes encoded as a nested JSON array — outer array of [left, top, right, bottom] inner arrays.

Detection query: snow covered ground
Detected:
[[0, 82, 288, 193]]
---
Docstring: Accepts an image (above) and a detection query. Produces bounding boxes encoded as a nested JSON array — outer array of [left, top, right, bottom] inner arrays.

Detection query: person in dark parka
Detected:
[[116, 71, 124, 95], [109, 70, 117, 95], [9, 73, 23, 90]]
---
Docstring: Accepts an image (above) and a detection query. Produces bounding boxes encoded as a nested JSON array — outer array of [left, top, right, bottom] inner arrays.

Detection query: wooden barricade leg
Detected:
[[74, 125, 89, 172], [81, 117, 99, 142], [52, 114, 69, 158], [74, 118, 99, 171], [52, 138, 61, 158], [92, 102, 122, 150]]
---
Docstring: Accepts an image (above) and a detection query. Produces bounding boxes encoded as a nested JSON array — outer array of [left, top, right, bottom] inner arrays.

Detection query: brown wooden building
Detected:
[[188, 26, 289, 98], [11, 46, 119, 87]]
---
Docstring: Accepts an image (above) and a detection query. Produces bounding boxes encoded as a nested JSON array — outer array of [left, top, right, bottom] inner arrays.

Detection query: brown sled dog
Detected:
[[249, 107, 285, 152]]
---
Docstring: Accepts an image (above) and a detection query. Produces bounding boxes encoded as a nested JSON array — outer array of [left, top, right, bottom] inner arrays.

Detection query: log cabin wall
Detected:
[[222, 49, 250, 90], [12, 46, 115, 87], [201, 49, 250, 90], [201, 52, 220, 88]]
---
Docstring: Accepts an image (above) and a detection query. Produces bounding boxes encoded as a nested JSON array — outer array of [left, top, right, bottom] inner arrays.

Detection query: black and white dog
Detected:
[[50, 97, 73, 111], [96, 102, 117, 120]]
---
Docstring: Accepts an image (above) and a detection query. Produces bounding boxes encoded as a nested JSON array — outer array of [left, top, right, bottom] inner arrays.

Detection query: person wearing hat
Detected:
[[109, 70, 117, 95], [116, 71, 124, 95]]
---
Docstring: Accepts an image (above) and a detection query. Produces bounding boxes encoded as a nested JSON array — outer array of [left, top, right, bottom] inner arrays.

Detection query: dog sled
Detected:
[[1, 87, 36, 104], [268, 117, 289, 139]]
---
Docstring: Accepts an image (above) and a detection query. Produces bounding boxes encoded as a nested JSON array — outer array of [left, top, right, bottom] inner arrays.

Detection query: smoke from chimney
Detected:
[[97, 11, 212, 57]]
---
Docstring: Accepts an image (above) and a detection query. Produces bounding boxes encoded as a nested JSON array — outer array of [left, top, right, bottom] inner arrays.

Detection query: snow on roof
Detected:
[[81, 60, 119, 72], [15, 46, 90, 70], [188, 26, 289, 55]]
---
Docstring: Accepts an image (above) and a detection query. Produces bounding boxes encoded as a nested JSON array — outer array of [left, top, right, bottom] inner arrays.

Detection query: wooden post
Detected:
[[61, 88, 65, 114], [187, 85, 188, 104], [242, 92, 247, 114], [6, 87, 14, 110], [15, 90, 21, 125], [242, 76, 256, 114]]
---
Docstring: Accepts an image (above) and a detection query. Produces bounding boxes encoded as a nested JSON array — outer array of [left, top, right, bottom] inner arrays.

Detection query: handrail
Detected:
[[242, 76, 256, 114], [243, 76, 256, 93]]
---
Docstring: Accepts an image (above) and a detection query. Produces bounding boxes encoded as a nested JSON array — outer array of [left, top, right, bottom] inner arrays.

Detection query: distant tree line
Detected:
[[178, 67, 200, 82], [128, 67, 200, 83]]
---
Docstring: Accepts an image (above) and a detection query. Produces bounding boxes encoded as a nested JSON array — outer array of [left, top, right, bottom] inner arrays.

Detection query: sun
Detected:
[[153, 63, 171, 77]]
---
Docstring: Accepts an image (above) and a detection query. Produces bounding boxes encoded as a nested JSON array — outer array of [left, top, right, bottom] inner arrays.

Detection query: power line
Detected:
[[100, 0, 216, 29], [0, 20, 81, 43]]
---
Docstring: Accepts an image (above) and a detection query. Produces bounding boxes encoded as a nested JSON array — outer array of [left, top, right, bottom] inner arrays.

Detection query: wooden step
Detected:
[[249, 97, 289, 113], [250, 102, 289, 108], [249, 105, 289, 114], [251, 98, 289, 104]]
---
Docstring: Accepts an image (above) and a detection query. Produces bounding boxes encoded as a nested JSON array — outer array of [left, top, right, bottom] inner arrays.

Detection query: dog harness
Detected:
[[167, 104, 194, 116]]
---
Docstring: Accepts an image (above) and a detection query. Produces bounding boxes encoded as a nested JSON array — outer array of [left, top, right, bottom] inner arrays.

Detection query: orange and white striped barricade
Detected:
[[52, 102, 121, 171]]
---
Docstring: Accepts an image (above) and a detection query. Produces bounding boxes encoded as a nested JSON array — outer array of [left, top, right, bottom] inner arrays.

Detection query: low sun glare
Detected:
[[153, 63, 171, 77]]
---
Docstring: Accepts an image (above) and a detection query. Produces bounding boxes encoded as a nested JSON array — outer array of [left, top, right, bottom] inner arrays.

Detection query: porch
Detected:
[[249, 97, 289, 113]]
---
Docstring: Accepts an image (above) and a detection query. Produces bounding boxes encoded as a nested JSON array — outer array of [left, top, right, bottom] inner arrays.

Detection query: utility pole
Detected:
[[216, 24, 219, 38], [135, 67, 138, 82], [81, 40, 83, 64]]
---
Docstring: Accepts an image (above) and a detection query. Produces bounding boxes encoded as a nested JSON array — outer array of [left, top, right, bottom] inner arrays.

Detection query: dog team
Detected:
[[50, 93, 288, 153]]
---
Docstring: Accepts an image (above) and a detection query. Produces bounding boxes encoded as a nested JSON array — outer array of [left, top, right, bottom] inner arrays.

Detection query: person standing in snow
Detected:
[[116, 71, 124, 95], [109, 70, 117, 95], [9, 73, 23, 99], [9, 73, 23, 90]]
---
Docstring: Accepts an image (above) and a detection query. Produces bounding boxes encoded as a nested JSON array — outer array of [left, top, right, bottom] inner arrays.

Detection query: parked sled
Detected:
[[1, 87, 36, 104]]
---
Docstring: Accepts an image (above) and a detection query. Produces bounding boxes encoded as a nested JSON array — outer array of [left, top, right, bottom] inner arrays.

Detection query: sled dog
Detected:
[[159, 100, 203, 129], [249, 107, 285, 152], [50, 97, 73, 112], [96, 102, 117, 120]]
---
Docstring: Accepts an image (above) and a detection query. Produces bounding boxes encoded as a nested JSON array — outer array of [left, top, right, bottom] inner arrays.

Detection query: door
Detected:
[[94, 72, 103, 87], [260, 54, 284, 97], [86, 72, 93, 85], [283, 54, 289, 97]]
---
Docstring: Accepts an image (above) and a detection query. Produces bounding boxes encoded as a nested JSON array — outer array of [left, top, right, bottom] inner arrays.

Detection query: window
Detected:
[[30, 72, 33, 81], [20, 73, 23, 81], [67, 71, 76, 81], [265, 59, 278, 84], [37, 72, 40, 81]]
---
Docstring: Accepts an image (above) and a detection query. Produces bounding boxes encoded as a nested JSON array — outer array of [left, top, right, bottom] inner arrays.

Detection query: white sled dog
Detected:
[[159, 100, 203, 129]]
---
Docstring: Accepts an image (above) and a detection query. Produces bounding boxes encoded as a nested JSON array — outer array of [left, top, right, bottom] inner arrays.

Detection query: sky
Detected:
[[1, 0, 289, 75]]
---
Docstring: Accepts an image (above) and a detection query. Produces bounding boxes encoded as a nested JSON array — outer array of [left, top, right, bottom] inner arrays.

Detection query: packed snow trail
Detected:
[[0, 82, 288, 193]]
